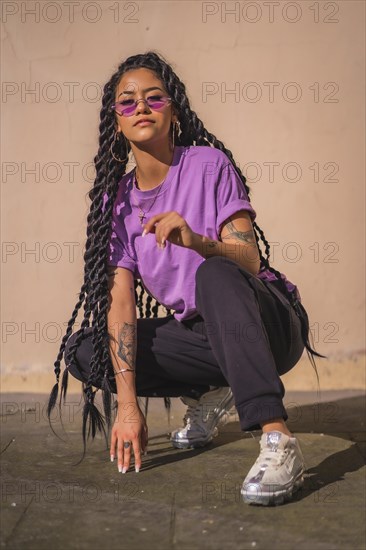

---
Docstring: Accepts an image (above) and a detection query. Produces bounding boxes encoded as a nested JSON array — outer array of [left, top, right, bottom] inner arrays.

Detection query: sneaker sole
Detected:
[[241, 470, 305, 506], [171, 427, 219, 449]]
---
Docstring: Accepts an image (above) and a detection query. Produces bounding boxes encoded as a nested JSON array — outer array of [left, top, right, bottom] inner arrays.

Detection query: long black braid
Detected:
[[46, 50, 325, 461]]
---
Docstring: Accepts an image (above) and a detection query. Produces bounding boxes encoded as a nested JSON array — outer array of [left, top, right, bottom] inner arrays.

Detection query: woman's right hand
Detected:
[[110, 401, 148, 473]]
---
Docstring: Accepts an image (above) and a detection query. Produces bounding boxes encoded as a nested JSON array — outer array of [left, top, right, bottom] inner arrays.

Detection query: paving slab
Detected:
[[1, 390, 365, 550]]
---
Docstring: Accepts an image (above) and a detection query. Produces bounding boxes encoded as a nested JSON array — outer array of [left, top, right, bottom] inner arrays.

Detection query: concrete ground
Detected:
[[1, 390, 365, 550]]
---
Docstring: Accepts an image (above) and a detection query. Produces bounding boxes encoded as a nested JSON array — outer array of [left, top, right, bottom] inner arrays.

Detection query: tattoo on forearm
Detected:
[[117, 322, 136, 369], [221, 220, 256, 244]]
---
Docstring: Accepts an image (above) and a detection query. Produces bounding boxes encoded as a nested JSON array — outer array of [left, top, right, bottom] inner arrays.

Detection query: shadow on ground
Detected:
[[1, 390, 365, 550]]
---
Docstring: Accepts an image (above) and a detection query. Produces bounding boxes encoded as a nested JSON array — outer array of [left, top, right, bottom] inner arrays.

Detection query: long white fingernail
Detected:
[[118, 465, 122, 473], [142, 229, 147, 237], [110, 455, 114, 462], [122, 466, 128, 474], [135, 467, 140, 473]]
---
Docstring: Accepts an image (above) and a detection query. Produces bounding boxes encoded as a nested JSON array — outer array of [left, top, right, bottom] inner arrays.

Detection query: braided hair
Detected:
[[46, 50, 324, 462]]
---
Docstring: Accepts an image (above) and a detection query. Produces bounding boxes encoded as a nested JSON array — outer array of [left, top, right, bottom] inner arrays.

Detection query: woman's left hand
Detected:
[[142, 211, 196, 249]]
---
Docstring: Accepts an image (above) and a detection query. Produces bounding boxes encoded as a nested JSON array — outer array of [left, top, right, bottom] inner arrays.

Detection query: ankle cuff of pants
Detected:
[[235, 395, 288, 432]]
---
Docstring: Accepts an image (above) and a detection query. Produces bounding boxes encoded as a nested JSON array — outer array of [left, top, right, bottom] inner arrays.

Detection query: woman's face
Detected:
[[114, 68, 178, 148]]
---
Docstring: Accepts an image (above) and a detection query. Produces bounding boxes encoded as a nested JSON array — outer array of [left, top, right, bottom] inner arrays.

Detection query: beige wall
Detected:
[[1, 1, 365, 392]]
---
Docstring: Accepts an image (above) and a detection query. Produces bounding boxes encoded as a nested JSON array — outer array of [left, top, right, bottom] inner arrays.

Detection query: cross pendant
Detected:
[[138, 210, 146, 225]]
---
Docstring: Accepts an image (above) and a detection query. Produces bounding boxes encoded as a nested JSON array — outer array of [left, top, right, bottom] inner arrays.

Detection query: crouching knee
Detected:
[[195, 256, 232, 285]]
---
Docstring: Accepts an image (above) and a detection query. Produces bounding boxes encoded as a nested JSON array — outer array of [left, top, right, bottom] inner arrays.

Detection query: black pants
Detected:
[[66, 256, 304, 431]]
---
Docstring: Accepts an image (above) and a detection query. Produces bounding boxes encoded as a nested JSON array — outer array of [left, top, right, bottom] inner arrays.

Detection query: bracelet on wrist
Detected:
[[114, 367, 135, 375]]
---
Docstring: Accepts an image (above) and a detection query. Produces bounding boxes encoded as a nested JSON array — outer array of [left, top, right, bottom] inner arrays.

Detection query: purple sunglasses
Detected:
[[111, 96, 172, 117]]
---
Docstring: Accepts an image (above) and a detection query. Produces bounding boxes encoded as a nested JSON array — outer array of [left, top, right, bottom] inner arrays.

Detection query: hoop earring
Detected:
[[171, 120, 180, 150], [110, 131, 129, 163]]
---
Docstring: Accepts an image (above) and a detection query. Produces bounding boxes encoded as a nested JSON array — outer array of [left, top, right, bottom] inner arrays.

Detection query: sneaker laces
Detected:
[[255, 447, 289, 470], [183, 403, 205, 430], [183, 403, 210, 432]]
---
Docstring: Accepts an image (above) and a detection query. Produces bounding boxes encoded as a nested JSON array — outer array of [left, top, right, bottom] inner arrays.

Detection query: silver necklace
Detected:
[[130, 166, 168, 226]]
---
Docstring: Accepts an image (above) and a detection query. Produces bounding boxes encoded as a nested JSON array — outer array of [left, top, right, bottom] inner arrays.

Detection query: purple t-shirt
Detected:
[[105, 145, 299, 321]]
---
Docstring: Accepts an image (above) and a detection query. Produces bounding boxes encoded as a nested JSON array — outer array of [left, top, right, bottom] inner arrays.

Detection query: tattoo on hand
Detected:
[[117, 322, 136, 369]]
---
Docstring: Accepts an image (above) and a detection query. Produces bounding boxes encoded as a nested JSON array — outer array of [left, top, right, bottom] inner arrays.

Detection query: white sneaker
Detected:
[[170, 387, 235, 449], [241, 430, 306, 506]]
